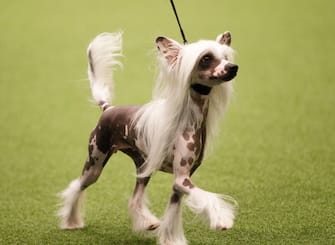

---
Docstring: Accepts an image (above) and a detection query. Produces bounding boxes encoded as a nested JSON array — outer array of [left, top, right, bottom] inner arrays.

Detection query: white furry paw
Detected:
[[132, 213, 160, 232], [58, 213, 84, 230], [57, 179, 85, 229], [157, 203, 188, 245], [185, 187, 236, 231], [158, 237, 187, 245], [158, 228, 188, 245], [129, 200, 160, 232]]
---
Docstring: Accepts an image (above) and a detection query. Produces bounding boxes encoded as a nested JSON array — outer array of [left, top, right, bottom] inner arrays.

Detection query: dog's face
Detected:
[[156, 32, 238, 90], [195, 32, 238, 84]]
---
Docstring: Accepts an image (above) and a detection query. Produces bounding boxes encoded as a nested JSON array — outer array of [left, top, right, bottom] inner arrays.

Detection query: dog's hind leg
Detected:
[[57, 177, 85, 229], [123, 149, 160, 232], [128, 176, 161, 232], [58, 130, 112, 229]]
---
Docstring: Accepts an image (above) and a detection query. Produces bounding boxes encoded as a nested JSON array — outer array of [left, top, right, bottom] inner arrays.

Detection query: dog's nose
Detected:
[[225, 63, 238, 73], [212, 62, 239, 81]]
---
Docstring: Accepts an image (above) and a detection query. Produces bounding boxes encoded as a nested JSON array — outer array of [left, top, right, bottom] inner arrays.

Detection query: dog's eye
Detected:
[[199, 54, 214, 69]]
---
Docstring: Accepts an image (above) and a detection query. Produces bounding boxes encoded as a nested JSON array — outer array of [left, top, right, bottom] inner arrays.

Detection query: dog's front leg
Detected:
[[158, 189, 186, 245], [174, 132, 236, 232], [158, 134, 236, 245], [158, 136, 194, 245]]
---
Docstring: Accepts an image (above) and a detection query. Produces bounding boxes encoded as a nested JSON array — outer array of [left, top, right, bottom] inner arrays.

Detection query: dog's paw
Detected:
[[60, 220, 84, 230], [215, 220, 233, 231]]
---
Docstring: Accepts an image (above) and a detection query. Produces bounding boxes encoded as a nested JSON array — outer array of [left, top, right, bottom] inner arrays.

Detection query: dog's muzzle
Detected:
[[223, 63, 238, 81], [211, 63, 239, 82]]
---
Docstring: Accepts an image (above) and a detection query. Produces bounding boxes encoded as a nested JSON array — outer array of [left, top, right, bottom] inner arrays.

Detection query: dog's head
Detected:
[[156, 32, 238, 95]]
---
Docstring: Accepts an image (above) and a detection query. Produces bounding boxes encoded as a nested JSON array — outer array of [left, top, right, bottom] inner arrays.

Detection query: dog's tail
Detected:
[[87, 32, 122, 111]]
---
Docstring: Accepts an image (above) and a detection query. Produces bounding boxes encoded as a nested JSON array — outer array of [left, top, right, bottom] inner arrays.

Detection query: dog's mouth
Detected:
[[191, 83, 212, 95], [210, 63, 238, 82]]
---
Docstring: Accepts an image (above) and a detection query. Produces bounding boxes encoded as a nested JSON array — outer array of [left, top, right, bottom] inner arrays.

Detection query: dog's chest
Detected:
[[160, 125, 206, 173]]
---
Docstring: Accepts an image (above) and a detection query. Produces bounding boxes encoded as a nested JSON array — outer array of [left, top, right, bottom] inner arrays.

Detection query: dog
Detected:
[[58, 31, 238, 245]]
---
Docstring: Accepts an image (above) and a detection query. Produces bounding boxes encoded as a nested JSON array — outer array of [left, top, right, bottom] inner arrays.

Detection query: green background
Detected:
[[1, 0, 334, 244]]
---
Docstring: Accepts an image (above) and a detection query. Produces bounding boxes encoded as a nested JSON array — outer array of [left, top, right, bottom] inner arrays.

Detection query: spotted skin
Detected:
[[182, 131, 190, 141], [170, 192, 182, 204], [180, 159, 187, 167], [159, 94, 208, 175], [77, 89, 210, 231], [187, 142, 195, 151], [182, 178, 194, 189]]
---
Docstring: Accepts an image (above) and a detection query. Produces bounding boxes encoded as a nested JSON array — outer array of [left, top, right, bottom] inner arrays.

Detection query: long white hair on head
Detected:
[[134, 37, 235, 177]]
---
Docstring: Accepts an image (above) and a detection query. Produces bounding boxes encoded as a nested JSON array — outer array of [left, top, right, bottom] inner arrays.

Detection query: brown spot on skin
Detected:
[[182, 178, 194, 189], [88, 144, 94, 155], [182, 131, 190, 141], [83, 133, 97, 172], [192, 128, 201, 142], [188, 157, 194, 165], [180, 159, 187, 166], [170, 192, 181, 204], [187, 142, 195, 151]]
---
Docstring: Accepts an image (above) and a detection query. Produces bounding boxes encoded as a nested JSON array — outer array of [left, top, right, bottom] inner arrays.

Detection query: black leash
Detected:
[[170, 0, 188, 44]]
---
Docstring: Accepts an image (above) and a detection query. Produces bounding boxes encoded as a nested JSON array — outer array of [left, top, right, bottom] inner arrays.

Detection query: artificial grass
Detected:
[[0, 0, 334, 244]]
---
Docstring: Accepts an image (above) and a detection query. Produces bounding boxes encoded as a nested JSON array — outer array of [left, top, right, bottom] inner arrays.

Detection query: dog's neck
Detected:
[[190, 86, 210, 117], [191, 83, 212, 96]]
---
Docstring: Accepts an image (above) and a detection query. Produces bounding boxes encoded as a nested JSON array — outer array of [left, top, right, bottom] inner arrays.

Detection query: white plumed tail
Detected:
[[87, 32, 122, 108]]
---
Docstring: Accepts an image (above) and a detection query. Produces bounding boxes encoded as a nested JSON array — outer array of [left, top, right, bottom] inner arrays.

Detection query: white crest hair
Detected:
[[87, 32, 123, 105], [134, 39, 235, 177]]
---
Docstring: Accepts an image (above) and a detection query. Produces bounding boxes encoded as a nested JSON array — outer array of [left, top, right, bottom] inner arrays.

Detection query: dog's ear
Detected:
[[156, 37, 182, 65], [216, 31, 232, 46]]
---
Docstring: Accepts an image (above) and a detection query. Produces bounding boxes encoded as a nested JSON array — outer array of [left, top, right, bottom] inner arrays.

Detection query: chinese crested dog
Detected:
[[58, 31, 238, 245]]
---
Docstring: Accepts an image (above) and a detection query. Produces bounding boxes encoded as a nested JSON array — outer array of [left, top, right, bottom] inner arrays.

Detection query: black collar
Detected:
[[191, 83, 212, 95]]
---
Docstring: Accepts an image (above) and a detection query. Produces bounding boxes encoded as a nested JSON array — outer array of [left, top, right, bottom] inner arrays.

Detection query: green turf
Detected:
[[1, 0, 334, 244]]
